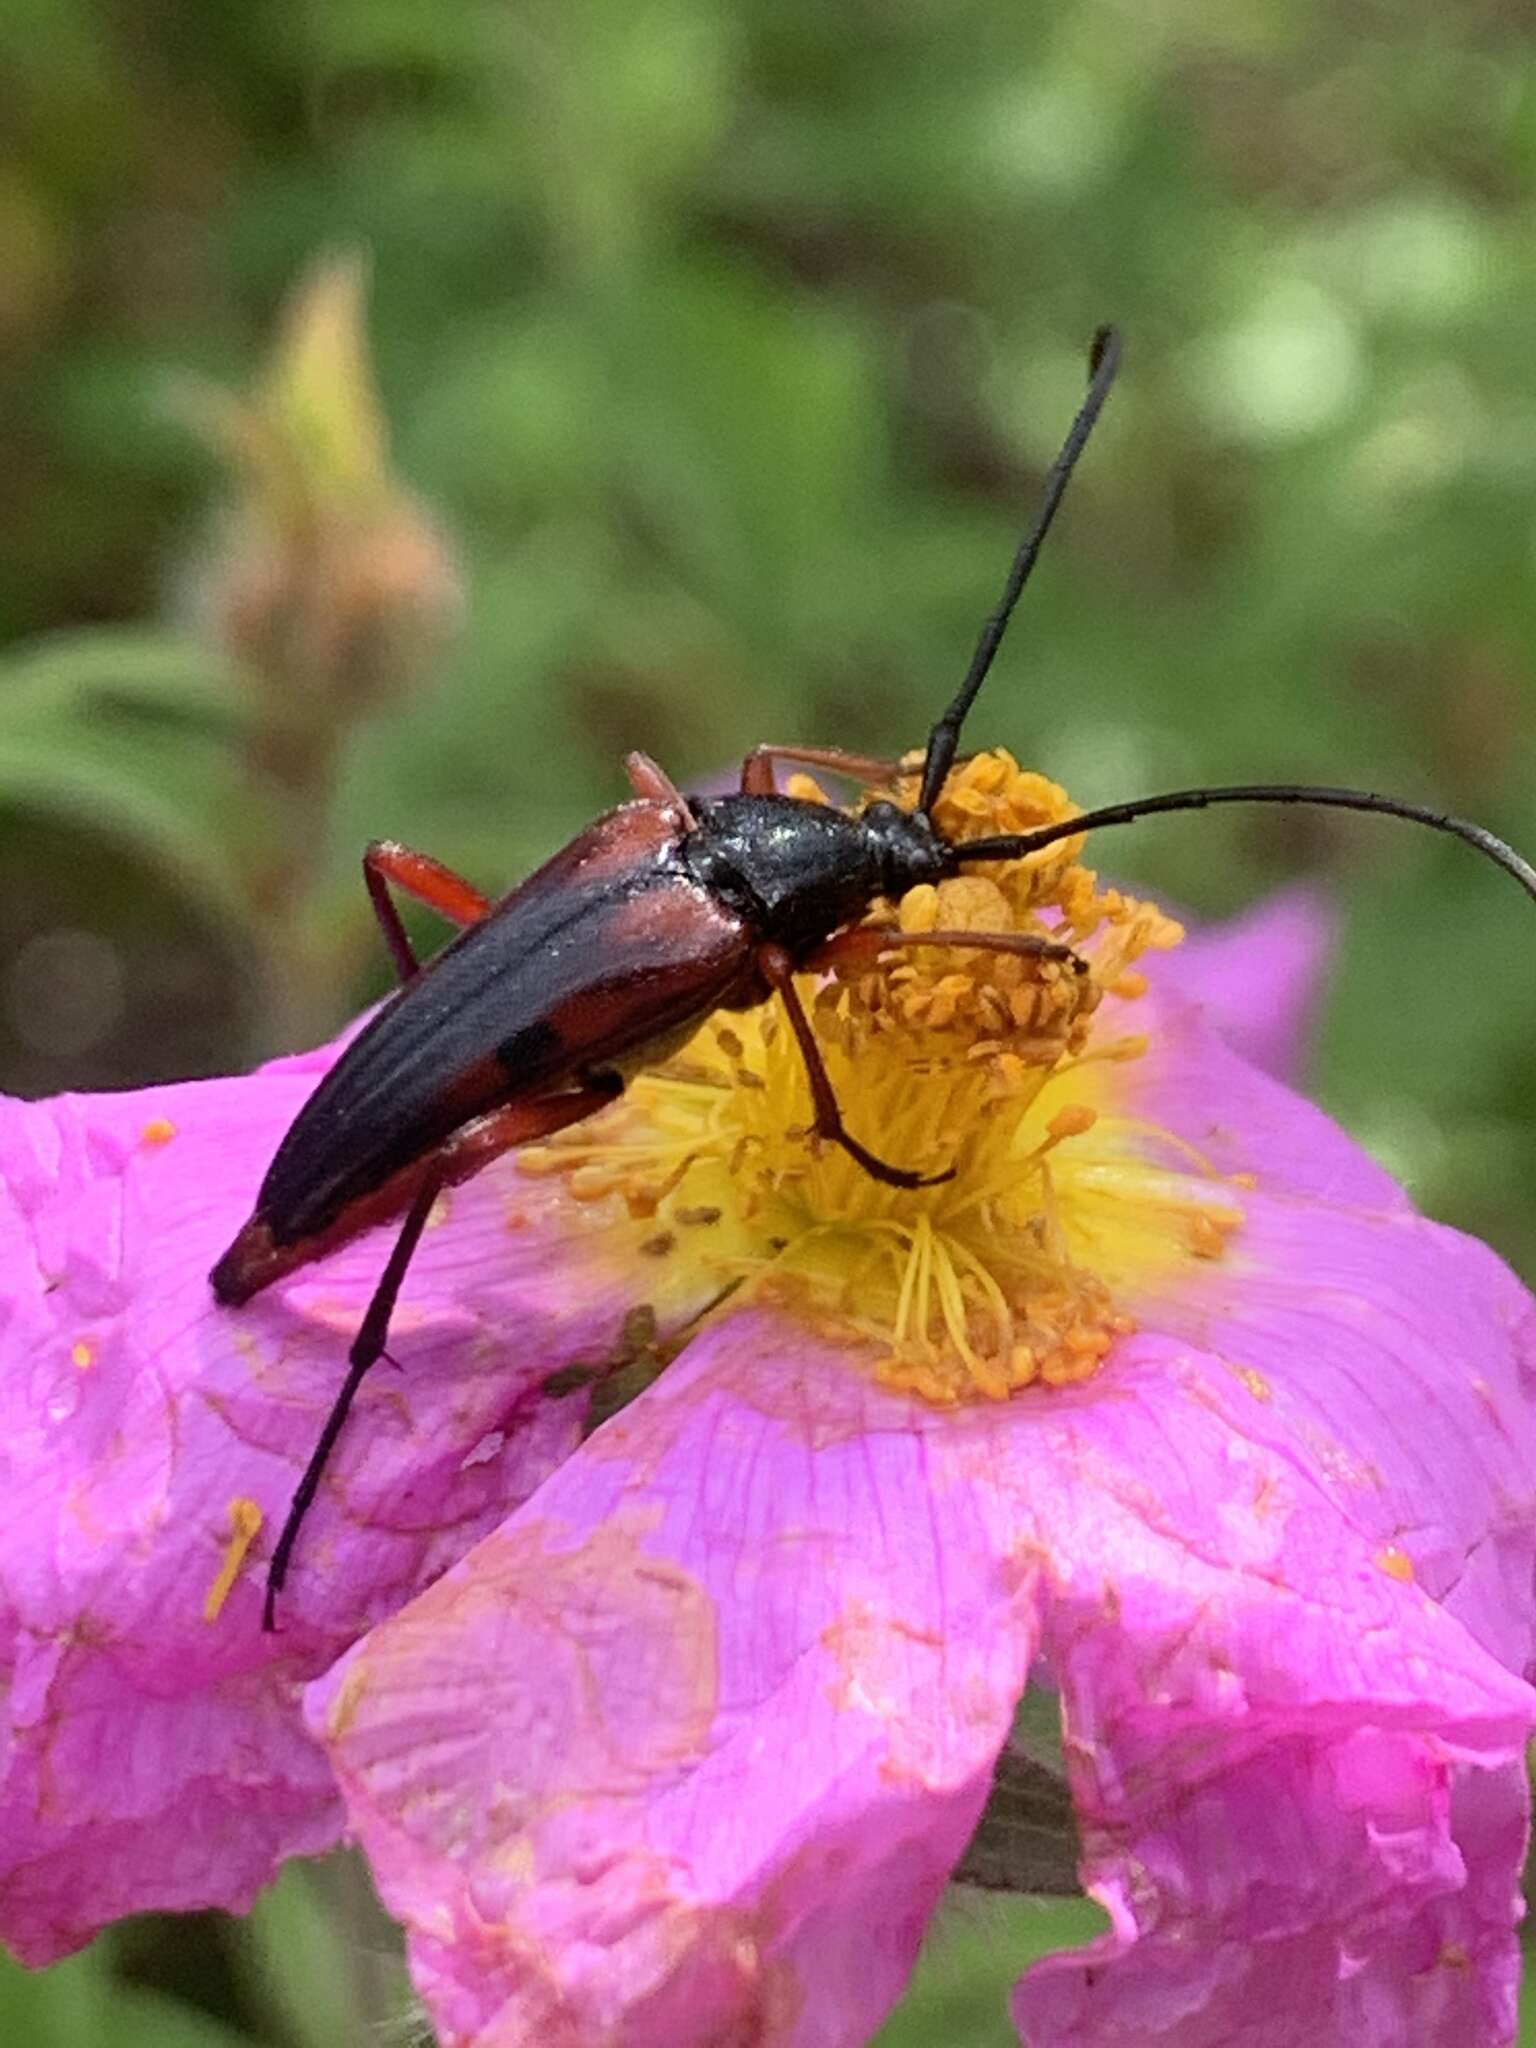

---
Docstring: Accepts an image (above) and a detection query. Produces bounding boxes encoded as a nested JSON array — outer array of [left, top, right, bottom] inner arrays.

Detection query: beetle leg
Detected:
[[429, 1073, 624, 1181], [739, 745, 906, 796], [624, 751, 696, 824], [260, 1074, 624, 1628], [805, 925, 1090, 977], [364, 839, 494, 984], [757, 943, 954, 1190], [263, 1171, 442, 1631]]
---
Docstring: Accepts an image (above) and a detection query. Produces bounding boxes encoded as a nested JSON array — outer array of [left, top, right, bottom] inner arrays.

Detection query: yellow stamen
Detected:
[[520, 750, 1241, 1404], [204, 1496, 264, 1622]]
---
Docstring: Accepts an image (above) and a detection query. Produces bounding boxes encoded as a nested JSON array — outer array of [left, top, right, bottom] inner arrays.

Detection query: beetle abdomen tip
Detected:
[[209, 1220, 278, 1306]]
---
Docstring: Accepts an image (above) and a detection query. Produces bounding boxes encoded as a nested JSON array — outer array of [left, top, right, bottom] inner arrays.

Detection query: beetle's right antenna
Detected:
[[918, 324, 1123, 818], [954, 783, 1536, 907]]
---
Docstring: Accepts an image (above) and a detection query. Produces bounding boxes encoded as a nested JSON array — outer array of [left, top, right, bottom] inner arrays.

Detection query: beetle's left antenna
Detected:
[[918, 324, 1122, 818]]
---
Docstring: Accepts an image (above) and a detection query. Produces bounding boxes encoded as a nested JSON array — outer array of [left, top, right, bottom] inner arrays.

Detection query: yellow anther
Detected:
[[1187, 1213, 1231, 1258], [898, 884, 940, 933], [1047, 1105, 1098, 1143], [204, 1497, 264, 1623]]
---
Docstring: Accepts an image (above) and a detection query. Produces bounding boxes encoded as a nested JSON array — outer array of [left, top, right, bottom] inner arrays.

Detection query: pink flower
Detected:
[[2, 757, 1533, 2048]]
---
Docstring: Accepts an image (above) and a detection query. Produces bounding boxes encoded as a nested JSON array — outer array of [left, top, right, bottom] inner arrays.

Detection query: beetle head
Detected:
[[861, 799, 956, 899]]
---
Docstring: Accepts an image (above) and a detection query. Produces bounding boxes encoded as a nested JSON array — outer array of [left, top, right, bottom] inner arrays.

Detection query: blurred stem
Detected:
[[228, 508, 377, 1054], [246, 695, 345, 1054], [187, 251, 461, 1059]]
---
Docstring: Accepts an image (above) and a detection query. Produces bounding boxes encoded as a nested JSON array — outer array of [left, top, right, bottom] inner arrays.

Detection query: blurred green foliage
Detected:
[[5, 0, 1536, 2039]]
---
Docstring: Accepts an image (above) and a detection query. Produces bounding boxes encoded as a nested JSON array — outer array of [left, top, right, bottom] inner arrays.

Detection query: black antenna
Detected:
[[955, 783, 1536, 904], [918, 324, 1122, 817]]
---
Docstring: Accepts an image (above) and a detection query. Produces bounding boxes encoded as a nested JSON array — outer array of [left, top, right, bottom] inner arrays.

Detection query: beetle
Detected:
[[211, 326, 1536, 1628]]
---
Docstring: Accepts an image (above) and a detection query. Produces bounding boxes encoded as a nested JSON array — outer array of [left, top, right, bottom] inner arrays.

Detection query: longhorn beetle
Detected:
[[212, 326, 1536, 1629]]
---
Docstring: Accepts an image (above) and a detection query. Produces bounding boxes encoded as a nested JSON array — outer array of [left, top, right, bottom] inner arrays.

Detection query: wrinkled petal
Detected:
[[309, 1312, 1045, 2048], [1016, 1747, 1530, 2046], [1100, 1002, 1536, 1674], [1173, 884, 1336, 1082], [0, 1055, 718, 1961], [1007, 1007, 1536, 2042]]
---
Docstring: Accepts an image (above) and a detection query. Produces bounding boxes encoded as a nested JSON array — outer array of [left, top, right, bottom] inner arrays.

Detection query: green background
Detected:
[[4, 0, 1536, 2039]]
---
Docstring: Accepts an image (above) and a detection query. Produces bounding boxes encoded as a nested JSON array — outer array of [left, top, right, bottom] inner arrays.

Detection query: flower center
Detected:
[[520, 752, 1243, 1403]]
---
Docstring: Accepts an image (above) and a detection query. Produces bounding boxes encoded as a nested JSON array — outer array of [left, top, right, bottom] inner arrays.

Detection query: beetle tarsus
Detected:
[[759, 942, 952, 1192], [818, 1124, 956, 1191]]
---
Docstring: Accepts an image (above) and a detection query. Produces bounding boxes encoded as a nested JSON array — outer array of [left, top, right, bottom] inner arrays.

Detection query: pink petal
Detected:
[[1104, 1012, 1536, 1675], [1005, 1008, 1536, 2042], [0, 1055, 718, 1962], [1099, 987, 1408, 1211], [1016, 1748, 1529, 2045], [1004, 1324, 1536, 2046], [1172, 884, 1337, 1082], [309, 1311, 1045, 2048]]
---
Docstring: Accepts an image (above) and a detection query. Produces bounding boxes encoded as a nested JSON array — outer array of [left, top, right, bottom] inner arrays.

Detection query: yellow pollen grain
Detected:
[[517, 748, 1244, 1407], [1233, 1365, 1273, 1402], [141, 1117, 176, 1146], [70, 1340, 94, 1370], [1376, 1545, 1415, 1583], [203, 1496, 264, 1622]]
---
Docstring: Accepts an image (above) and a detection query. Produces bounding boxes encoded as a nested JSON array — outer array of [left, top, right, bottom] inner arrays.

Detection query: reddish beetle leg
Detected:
[[740, 744, 904, 797], [364, 838, 494, 982], [806, 925, 1089, 976]]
